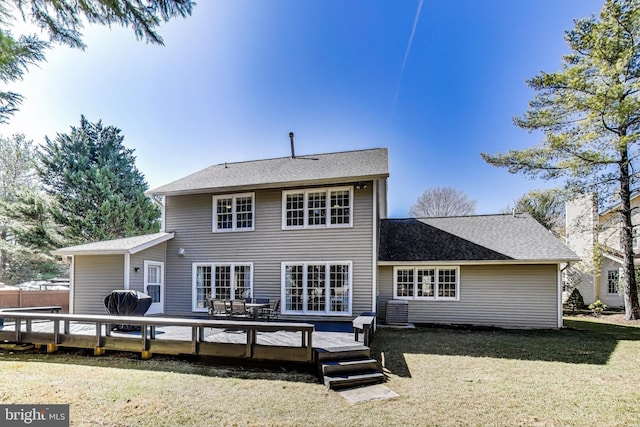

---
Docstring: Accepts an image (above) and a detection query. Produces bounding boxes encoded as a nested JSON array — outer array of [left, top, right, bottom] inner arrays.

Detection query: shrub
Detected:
[[588, 300, 608, 317], [565, 288, 585, 313]]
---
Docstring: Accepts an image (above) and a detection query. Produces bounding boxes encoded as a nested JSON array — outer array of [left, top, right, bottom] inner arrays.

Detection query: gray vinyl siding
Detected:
[[129, 244, 167, 294], [73, 255, 124, 314], [164, 183, 375, 319], [377, 264, 560, 329]]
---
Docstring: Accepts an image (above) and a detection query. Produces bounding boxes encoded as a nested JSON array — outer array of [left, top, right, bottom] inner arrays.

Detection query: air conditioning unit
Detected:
[[385, 299, 408, 325]]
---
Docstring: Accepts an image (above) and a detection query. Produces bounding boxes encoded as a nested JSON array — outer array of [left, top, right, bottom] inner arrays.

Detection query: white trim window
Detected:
[[393, 266, 460, 301], [282, 261, 352, 316], [212, 193, 255, 232], [282, 186, 353, 229], [607, 269, 620, 294], [192, 262, 253, 311]]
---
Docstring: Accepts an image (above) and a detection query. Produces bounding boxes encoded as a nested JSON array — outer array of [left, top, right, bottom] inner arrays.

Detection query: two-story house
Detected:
[[565, 193, 640, 308], [55, 147, 578, 328], [55, 148, 389, 321]]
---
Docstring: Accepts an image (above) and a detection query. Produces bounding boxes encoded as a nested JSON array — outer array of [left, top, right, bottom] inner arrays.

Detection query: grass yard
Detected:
[[1, 316, 639, 426]]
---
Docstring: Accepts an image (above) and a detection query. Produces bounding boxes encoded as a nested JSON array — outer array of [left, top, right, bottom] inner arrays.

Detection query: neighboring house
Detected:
[[565, 194, 640, 308], [377, 215, 578, 329], [54, 147, 578, 328]]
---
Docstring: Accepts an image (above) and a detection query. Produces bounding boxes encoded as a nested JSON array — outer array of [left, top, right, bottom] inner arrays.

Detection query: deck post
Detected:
[[53, 320, 60, 344], [141, 323, 151, 353], [191, 327, 199, 355], [14, 318, 21, 342], [64, 320, 70, 334], [47, 343, 58, 353], [245, 327, 254, 358]]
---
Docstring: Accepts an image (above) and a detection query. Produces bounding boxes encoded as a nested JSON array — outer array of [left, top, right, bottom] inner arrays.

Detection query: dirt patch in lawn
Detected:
[[569, 312, 640, 327]]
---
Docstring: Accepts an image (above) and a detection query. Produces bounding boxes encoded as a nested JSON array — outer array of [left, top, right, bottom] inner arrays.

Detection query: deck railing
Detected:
[[0, 312, 314, 362]]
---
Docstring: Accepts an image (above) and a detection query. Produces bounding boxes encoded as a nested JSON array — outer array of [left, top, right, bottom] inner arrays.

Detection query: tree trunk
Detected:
[[619, 146, 640, 320]]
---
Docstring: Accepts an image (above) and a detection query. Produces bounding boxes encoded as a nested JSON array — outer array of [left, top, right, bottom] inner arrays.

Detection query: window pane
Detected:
[[235, 196, 253, 229], [417, 269, 435, 297], [330, 190, 350, 225], [215, 265, 232, 300], [234, 265, 252, 299], [286, 193, 305, 227], [195, 266, 212, 308], [307, 265, 326, 311], [307, 192, 326, 225], [330, 264, 349, 312], [216, 198, 233, 229], [396, 269, 414, 297], [438, 268, 457, 298], [608, 270, 619, 294], [285, 265, 304, 311]]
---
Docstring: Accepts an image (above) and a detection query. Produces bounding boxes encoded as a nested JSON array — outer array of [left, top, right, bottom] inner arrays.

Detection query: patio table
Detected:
[[246, 303, 270, 320]]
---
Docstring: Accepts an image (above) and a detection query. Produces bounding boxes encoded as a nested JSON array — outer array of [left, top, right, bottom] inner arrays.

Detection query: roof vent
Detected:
[[289, 131, 295, 158]]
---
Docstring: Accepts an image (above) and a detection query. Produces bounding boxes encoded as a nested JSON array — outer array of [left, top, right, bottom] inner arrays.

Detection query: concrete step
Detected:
[[321, 358, 379, 376], [324, 371, 385, 390], [315, 345, 370, 362]]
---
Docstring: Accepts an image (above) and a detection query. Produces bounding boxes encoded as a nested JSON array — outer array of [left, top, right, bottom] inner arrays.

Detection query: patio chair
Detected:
[[230, 299, 250, 319], [210, 299, 230, 320], [259, 298, 280, 321]]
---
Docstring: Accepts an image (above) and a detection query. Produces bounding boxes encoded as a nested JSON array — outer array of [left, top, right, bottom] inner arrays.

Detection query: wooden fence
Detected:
[[0, 290, 69, 313]]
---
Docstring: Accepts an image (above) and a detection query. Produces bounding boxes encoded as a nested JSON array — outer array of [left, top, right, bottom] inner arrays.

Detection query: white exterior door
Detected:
[[144, 261, 164, 315]]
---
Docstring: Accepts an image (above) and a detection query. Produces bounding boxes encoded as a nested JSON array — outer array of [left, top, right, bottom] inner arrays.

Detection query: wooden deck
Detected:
[[0, 312, 360, 363]]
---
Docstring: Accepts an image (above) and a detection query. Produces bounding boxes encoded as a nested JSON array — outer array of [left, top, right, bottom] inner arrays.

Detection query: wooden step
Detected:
[[321, 358, 378, 376], [324, 371, 385, 390], [315, 345, 370, 362]]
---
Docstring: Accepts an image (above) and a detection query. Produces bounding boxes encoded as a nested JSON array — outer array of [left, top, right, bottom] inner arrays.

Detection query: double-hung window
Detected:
[[607, 269, 620, 294], [282, 261, 351, 315], [282, 187, 353, 229], [192, 263, 253, 311], [394, 266, 459, 301], [213, 193, 255, 232]]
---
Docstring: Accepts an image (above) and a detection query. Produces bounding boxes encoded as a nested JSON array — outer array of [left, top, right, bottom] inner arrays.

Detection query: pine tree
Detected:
[[0, 1, 193, 122], [39, 116, 160, 244], [0, 134, 63, 284]]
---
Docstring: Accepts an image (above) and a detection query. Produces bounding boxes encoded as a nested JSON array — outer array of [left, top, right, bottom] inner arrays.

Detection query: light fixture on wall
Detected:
[[355, 182, 367, 190], [177, 247, 185, 256], [134, 267, 140, 273]]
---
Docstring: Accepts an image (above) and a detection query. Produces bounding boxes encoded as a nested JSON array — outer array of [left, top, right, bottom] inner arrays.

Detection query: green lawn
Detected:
[[1, 317, 639, 426]]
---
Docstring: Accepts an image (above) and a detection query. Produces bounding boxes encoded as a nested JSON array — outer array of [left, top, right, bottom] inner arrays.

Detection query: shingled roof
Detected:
[[379, 214, 578, 263], [53, 232, 174, 256], [148, 148, 389, 196]]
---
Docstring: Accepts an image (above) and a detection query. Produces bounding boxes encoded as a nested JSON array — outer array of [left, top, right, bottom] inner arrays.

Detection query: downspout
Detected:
[[124, 253, 131, 290], [559, 262, 572, 328], [68, 256, 75, 314], [372, 180, 378, 314]]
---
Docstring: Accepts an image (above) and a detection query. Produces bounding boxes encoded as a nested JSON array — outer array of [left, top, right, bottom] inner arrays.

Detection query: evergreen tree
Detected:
[[0, 1, 193, 122], [39, 116, 160, 244], [0, 134, 63, 284], [482, 0, 640, 320]]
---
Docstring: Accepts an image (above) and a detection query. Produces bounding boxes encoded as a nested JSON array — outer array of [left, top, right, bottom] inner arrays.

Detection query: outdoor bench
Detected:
[[352, 314, 376, 346]]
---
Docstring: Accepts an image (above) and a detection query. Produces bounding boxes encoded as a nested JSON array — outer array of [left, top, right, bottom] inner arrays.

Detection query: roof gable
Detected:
[[379, 214, 578, 263], [147, 148, 389, 196]]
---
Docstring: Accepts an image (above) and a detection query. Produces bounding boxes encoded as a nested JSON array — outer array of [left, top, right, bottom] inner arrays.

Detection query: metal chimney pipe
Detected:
[[289, 132, 295, 158]]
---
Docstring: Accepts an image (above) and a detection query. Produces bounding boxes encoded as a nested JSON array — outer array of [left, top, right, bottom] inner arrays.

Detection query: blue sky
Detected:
[[4, 0, 604, 217]]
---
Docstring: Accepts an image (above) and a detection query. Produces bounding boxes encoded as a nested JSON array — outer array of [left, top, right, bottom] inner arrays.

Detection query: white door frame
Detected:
[[144, 260, 164, 315]]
